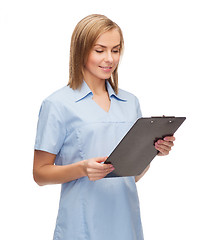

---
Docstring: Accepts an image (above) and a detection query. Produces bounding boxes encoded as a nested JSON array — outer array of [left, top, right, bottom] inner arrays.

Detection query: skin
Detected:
[[83, 29, 120, 92], [83, 29, 121, 112], [33, 29, 176, 186]]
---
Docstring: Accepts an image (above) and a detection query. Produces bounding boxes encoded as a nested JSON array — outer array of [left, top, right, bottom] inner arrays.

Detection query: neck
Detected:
[[84, 78, 107, 96]]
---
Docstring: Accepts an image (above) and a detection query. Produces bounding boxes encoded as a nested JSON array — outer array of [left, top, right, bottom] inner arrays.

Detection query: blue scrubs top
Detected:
[[34, 80, 144, 240]]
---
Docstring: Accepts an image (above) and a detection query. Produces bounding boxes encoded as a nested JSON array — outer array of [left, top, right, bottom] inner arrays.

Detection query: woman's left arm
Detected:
[[135, 136, 176, 182]]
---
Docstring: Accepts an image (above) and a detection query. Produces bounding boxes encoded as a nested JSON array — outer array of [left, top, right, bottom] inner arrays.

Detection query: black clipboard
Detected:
[[104, 116, 186, 178]]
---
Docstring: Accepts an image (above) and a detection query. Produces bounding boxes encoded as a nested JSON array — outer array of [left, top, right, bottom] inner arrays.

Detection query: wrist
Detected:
[[80, 160, 87, 177]]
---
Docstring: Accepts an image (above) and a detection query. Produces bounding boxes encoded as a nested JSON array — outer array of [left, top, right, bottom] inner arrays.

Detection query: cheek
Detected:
[[113, 56, 120, 69], [114, 55, 120, 64], [87, 53, 101, 67]]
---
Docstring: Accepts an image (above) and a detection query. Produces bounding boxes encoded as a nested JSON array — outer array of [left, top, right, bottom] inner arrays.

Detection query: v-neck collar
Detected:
[[74, 80, 127, 102]]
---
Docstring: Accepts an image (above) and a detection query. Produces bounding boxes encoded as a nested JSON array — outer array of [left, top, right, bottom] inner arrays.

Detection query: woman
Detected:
[[33, 14, 175, 240]]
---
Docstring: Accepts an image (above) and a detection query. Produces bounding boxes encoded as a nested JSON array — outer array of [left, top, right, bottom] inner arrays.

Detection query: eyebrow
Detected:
[[94, 44, 121, 48]]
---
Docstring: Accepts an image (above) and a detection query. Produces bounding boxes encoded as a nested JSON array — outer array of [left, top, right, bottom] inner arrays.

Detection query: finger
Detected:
[[155, 143, 171, 154], [155, 143, 171, 152], [163, 136, 176, 142], [88, 169, 113, 180], [90, 169, 113, 177], [94, 156, 108, 163], [90, 157, 113, 170], [94, 157, 113, 168], [92, 163, 114, 171], [157, 152, 165, 156], [157, 139, 174, 147], [87, 167, 114, 174], [155, 146, 169, 156]]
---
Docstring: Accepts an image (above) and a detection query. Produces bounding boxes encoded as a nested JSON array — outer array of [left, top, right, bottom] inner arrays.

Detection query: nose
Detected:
[[104, 51, 113, 63]]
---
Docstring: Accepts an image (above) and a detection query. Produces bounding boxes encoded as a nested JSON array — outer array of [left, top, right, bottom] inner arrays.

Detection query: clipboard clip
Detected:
[[151, 115, 175, 118], [150, 116, 175, 124]]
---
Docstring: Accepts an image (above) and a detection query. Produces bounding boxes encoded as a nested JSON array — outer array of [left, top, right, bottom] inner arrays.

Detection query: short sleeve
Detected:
[[34, 99, 66, 155], [135, 96, 142, 119]]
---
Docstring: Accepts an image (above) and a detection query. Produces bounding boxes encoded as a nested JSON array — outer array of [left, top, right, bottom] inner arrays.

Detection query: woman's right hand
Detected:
[[83, 157, 115, 181]]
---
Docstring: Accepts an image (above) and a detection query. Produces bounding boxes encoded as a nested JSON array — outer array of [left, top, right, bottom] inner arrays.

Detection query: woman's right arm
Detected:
[[33, 150, 114, 186]]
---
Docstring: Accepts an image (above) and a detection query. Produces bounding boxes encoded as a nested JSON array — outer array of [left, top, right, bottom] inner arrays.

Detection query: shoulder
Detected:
[[118, 88, 142, 118], [44, 86, 75, 105], [38, 86, 76, 117], [40, 86, 78, 114]]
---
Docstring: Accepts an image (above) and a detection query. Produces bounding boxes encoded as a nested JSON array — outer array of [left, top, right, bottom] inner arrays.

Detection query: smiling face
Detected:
[[83, 29, 121, 82]]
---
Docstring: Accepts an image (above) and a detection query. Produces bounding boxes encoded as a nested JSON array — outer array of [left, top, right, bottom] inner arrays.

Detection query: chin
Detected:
[[97, 74, 112, 80]]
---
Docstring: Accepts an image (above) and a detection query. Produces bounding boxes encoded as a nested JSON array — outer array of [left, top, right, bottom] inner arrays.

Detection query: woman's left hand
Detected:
[[155, 136, 176, 156]]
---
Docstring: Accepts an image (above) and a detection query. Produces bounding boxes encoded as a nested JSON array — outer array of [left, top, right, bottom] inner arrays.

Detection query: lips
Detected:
[[99, 66, 112, 69]]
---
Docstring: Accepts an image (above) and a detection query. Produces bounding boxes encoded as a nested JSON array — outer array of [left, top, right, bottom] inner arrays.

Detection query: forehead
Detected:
[[94, 29, 121, 47]]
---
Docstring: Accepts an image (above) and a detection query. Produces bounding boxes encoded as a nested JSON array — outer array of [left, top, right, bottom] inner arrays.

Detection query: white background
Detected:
[[0, 0, 213, 239]]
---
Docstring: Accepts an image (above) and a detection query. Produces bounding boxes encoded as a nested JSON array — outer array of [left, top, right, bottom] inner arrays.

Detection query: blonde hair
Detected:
[[68, 14, 124, 94]]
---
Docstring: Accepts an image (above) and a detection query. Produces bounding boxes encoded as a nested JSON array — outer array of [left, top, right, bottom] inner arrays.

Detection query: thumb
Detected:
[[95, 156, 108, 163]]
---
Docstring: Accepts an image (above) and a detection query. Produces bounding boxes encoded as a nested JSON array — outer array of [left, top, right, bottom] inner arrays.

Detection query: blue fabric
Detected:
[[34, 79, 144, 240]]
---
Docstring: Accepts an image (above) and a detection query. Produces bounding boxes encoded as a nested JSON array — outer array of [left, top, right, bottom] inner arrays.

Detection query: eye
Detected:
[[112, 49, 120, 53], [95, 50, 103, 53]]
